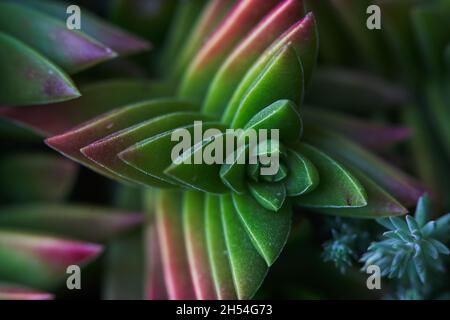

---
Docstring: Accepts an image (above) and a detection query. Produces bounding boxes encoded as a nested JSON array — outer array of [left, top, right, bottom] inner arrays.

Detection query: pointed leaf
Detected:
[[284, 149, 319, 196], [228, 44, 304, 128], [232, 193, 291, 265], [317, 167, 408, 218], [248, 181, 286, 212], [219, 144, 249, 193], [293, 143, 367, 208], [222, 13, 318, 123], [0, 2, 116, 73], [0, 32, 79, 106]]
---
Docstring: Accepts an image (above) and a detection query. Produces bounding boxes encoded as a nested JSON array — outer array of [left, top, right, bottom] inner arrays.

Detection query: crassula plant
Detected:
[[0, 0, 447, 300]]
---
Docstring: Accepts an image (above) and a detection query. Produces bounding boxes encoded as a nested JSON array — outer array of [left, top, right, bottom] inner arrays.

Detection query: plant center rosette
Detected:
[[16, 0, 423, 300]]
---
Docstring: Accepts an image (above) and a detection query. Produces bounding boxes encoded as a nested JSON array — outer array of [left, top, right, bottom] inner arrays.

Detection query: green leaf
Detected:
[[248, 181, 286, 212], [82, 112, 212, 188], [179, 0, 281, 102], [183, 191, 216, 299], [221, 195, 268, 299], [232, 193, 292, 266], [0, 204, 143, 242], [0, 2, 116, 73], [119, 122, 226, 185], [317, 167, 407, 218], [293, 143, 367, 208], [156, 191, 195, 299], [202, 0, 306, 117], [0, 32, 79, 106], [221, 12, 317, 124], [284, 149, 319, 196], [205, 195, 236, 300], [227, 44, 304, 128], [243, 99, 302, 144]]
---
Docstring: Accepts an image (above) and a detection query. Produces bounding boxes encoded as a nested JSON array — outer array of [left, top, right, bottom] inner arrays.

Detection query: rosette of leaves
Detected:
[[307, 0, 450, 210], [322, 217, 371, 274], [360, 194, 450, 297], [0, 0, 426, 300], [0, 0, 151, 300]]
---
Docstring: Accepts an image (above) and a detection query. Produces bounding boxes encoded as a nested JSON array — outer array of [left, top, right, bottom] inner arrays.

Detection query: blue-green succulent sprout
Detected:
[[360, 194, 450, 288]]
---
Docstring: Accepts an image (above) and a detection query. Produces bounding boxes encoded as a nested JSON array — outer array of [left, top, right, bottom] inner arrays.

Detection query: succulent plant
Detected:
[[322, 217, 370, 274], [361, 194, 450, 296], [0, 0, 447, 300]]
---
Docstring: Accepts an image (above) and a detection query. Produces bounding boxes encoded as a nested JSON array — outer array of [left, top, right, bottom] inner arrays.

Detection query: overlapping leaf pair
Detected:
[[0, 0, 149, 106]]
